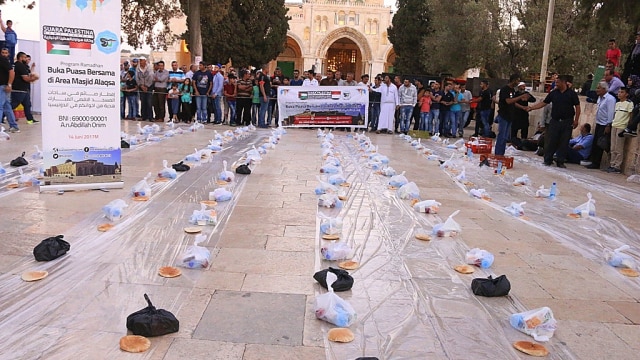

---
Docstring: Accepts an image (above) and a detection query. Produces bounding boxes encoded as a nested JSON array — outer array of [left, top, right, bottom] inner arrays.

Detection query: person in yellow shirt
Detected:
[[608, 87, 634, 173]]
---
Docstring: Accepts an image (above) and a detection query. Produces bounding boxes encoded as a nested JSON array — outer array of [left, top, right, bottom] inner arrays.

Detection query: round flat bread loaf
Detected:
[[414, 233, 431, 241], [158, 266, 182, 278], [6, 183, 19, 189], [620, 268, 640, 277], [216, 180, 230, 186], [454, 265, 475, 274], [338, 195, 347, 201], [410, 199, 419, 207], [97, 223, 114, 232], [567, 213, 580, 219], [513, 341, 549, 357], [184, 226, 202, 234], [21, 270, 48, 282], [322, 233, 340, 240], [338, 261, 359, 270], [154, 177, 170, 182], [327, 328, 354, 343], [200, 200, 218, 207], [339, 182, 351, 188], [132, 196, 149, 202], [119, 335, 151, 353], [388, 186, 398, 190]]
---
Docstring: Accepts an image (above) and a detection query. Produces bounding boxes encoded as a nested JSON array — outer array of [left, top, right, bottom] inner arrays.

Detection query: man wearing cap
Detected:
[[511, 81, 536, 140], [136, 57, 154, 121]]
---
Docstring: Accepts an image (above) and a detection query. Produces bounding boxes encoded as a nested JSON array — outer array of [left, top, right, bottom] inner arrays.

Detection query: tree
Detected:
[[387, 0, 431, 75], [192, 0, 289, 67]]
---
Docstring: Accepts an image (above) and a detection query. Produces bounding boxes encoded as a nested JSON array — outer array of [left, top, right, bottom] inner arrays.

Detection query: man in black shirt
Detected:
[[527, 74, 581, 168], [473, 79, 493, 137], [257, 64, 271, 128], [495, 74, 530, 155], [11, 51, 37, 124], [0, 49, 18, 132]]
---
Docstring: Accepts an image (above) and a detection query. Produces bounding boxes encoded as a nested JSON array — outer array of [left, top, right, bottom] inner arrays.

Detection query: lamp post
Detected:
[[539, 0, 555, 91]]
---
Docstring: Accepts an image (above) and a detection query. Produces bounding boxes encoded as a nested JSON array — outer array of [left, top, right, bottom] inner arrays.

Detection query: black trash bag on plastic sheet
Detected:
[[172, 161, 190, 172], [10, 151, 28, 167], [33, 235, 70, 261], [471, 275, 511, 297], [126, 294, 180, 337], [313, 267, 353, 292], [121, 139, 130, 148], [235, 164, 251, 174]]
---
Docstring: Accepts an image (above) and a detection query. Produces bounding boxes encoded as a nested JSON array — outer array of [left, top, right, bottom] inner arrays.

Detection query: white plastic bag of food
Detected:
[[413, 200, 441, 214], [320, 163, 340, 174], [158, 160, 177, 179], [189, 204, 217, 225], [470, 188, 490, 200], [179, 234, 211, 269], [573, 192, 596, 217], [32, 145, 43, 160], [604, 245, 637, 269], [389, 171, 408, 187], [432, 210, 462, 237], [397, 181, 420, 200], [535, 185, 550, 198], [17, 168, 38, 186], [431, 132, 441, 142], [455, 167, 466, 181], [218, 160, 235, 182], [208, 140, 223, 151], [131, 172, 152, 198], [513, 174, 531, 186], [319, 216, 343, 235], [465, 248, 495, 268], [185, 148, 202, 163], [0, 162, 6, 175], [381, 166, 396, 177], [509, 307, 557, 342], [0, 126, 10, 140], [315, 176, 338, 195], [321, 242, 352, 261], [318, 193, 343, 208], [324, 156, 340, 167], [211, 188, 233, 202], [102, 199, 128, 222], [504, 201, 526, 217]]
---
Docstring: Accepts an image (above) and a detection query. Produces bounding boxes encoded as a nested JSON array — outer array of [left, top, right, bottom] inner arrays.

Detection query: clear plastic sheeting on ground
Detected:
[[0, 129, 272, 360], [315, 134, 578, 360]]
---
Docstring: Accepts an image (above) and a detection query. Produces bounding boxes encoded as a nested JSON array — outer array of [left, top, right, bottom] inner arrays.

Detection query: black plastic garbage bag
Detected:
[[471, 275, 511, 297], [126, 294, 179, 337], [121, 140, 130, 148], [313, 267, 354, 292], [33, 235, 70, 261], [235, 164, 251, 174], [10, 152, 28, 167], [172, 161, 190, 172]]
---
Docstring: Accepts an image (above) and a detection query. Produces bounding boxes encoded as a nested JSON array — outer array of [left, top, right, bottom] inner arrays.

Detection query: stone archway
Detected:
[[384, 47, 396, 74], [274, 34, 304, 78], [316, 27, 373, 77]]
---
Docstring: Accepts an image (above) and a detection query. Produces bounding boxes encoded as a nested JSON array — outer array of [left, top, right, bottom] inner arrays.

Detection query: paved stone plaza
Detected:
[[0, 118, 639, 359]]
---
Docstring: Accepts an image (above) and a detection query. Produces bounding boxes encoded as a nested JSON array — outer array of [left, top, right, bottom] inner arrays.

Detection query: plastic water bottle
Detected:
[[497, 161, 503, 173], [549, 182, 557, 200], [480, 252, 495, 268], [467, 147, 473, 159]]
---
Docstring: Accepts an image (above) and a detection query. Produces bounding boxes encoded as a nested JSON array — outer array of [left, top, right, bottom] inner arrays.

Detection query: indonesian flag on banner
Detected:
[[69, 41, 92, 57], [46, 40, 70, 55], [331, 91, 341, 100]]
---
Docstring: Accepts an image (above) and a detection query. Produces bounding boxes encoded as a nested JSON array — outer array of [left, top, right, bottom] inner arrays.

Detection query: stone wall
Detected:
[[525, 92, 639, 175]]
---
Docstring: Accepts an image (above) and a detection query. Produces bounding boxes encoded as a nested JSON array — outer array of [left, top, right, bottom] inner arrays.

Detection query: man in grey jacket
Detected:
[[398, 78, 417, 134], [152, 60, 169, 122], [135, 57, 154, 121]]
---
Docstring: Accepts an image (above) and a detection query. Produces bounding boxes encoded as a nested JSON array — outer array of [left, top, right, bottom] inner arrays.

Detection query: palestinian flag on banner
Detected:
[[46, 40, 70, 55], [69, 41, 92, 57]]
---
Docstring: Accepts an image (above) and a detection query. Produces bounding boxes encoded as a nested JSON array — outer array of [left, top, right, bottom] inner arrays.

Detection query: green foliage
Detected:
[[578, 0, 640, 35], [121, 0, 182, 50], [387, 0, 431, 74], [192, 0, 290, 67]]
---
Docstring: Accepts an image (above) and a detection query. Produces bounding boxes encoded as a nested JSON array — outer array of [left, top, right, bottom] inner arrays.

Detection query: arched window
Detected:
[[348, 11, 357, 25], [338, 11, 345, 25], [382, 31, 388, 45], [372, 19, 378, 35], [304, 27, 310, 40], [365, 19, 371, 34], [315, 16, 321, 32], [321, 16, 328, 32]]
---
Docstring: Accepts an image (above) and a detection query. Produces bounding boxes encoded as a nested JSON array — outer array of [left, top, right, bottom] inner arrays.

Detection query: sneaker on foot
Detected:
[[27, 120, 33, 124], [607, 167, 622, 173], [623, 129, 638, 137], [8, 127, 20, 133]]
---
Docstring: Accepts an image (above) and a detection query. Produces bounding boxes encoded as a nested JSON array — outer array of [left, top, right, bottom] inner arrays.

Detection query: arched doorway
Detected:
[[325, 38, 361, 76], [384, 47, 396, 74], [275, 35, 303, 78]]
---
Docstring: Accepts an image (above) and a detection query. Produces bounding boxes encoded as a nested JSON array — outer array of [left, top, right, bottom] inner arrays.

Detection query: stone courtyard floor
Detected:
[[0, 117, 639, 360]]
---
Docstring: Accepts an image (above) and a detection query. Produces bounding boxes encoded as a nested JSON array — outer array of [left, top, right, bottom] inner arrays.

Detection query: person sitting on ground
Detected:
[[566, 123, 594, 164]]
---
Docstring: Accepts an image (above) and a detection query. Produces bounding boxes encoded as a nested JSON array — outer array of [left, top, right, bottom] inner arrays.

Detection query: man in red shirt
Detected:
[[606, 39, 622, 68]]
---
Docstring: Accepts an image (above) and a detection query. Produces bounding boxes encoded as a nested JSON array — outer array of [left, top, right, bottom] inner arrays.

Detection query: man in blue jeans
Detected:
[[495, 74, 530, 155], [398, 78, 417, 134], [474, 80, 494, 137], [0, 51, 18, 132], [257, 64, 272, 128], [193, 62, 212, 123], [11, 52, 38, 124]]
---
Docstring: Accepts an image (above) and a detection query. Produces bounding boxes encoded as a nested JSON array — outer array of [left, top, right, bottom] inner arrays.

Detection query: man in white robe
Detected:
[[374, 75, 399, 134]]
